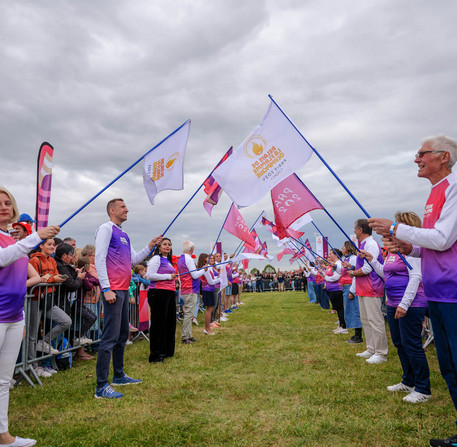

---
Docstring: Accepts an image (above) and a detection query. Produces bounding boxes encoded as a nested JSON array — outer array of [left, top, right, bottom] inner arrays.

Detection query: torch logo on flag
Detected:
[[244, 135, 266, 158]]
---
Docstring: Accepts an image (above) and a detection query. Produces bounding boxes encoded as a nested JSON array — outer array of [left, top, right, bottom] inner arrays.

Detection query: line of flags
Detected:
[[31, 95, 390, 271]]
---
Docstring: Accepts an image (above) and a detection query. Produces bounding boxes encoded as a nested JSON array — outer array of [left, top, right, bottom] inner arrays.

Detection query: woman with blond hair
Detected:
[[361, 211, 430, 404], [0, 186, 60, 447]]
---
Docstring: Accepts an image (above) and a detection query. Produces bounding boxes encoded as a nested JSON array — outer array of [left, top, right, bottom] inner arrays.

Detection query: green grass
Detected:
[[9, 292, 454, 446]]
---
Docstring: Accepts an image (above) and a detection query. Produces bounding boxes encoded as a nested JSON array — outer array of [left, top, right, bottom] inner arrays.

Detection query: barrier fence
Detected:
[[16, 283, 144, 387]]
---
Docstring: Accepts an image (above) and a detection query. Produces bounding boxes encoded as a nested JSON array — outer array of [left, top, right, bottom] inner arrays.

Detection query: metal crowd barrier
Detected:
[[15, 283, 143, 387]]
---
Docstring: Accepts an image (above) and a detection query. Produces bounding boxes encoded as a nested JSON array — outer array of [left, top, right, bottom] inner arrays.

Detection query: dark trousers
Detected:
[[328, 290, 346, 328], [428, 301, 457, 415], [148, 288, 176, 361], [386, 305, 430, 395], [316, 283, 330, 309], [96, 290, 129, 388]]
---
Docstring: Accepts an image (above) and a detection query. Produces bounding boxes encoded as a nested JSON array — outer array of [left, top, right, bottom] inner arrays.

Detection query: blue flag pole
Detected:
[[298, 237, 318, 261], [288, 240, 314, 265], [209, 203, 233, 259], [310, 222, 344, 262], [58, 120, 190, 228], [268, 95, 412, 270], [160, 146, 233, 238], [289, 237, 326, 263], [145, 146, 234, 256]]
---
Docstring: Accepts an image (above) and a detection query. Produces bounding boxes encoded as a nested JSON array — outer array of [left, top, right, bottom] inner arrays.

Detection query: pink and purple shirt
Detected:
[[355, 236, 384, 297], [95, 222, 150, 291], [147, 255, 176, 291], [0, 230, 41, 323], [177, 254, 205, 294]]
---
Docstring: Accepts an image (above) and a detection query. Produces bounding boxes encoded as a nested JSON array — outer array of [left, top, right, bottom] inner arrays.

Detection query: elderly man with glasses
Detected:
[[369, 135, 457, 447]]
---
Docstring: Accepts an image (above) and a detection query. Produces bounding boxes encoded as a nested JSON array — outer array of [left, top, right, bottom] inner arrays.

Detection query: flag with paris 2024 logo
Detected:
[[212, 100, 314, 207]]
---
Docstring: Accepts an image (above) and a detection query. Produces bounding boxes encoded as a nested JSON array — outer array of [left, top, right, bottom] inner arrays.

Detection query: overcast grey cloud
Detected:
[[1, 0, 456, 270]]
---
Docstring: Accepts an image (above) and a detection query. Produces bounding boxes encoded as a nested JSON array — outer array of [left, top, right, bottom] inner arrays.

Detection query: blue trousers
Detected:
[[428, 301, 457, 417], [386, 305, 430, 395], [315, 283, 330, 309], [96, 290, 130, 388], [307, 281, 316, 303]]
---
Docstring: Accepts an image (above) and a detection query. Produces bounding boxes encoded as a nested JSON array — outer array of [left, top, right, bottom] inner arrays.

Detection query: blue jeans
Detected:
[[96, 290, 130, 388], [307, 282, 316, 303], [316, 284, 329, 309], [342, 284, 362, 329], [428, 301, 457, 416], [386, 305, 430, 395]]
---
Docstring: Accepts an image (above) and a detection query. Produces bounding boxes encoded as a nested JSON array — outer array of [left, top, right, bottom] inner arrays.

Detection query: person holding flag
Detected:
[[177, 241, 206, 344], [368, 135, 457, 446], [94, 198, 162, 399]]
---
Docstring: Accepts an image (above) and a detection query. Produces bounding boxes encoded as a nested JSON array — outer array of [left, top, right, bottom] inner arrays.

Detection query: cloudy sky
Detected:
[[1, 0, 456, 271]]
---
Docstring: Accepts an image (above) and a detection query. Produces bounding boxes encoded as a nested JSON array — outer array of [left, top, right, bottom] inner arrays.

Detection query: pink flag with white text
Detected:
[[271, 174, 323, 229], [223, 204, 257, 249]]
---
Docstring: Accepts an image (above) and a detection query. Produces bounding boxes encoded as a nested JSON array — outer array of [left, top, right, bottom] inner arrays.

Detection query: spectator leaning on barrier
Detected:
[[369, 135, 457, 447], [94, 198, 162, 399], [0, 185, 60, 447], [28, 239, 71, 368]]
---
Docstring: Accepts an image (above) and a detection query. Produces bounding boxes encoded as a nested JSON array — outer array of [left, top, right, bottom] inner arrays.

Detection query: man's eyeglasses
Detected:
[[415, 150, 445, 158]]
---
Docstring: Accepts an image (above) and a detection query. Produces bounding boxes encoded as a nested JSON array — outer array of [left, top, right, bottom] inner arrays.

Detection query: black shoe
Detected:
[[149, 356, 164, 363], [346, 336, 363, 344], [182, 339, 192, 344], [429, 434, 457, 446], [189, 337, 198, 343]]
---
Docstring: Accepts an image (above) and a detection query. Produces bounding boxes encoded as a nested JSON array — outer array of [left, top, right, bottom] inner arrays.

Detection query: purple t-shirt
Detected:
[[383, 254, 427, 307], [0, 234, 28, 323]]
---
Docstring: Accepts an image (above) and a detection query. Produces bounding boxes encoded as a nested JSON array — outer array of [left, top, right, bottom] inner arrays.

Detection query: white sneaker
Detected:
[[43, 366, 58, 375], [333, 327, 348, 334], [74, 336, 92, 346], [220, 316, 228, 322], [35, 366, 52, 378], [366, 354, 387, 364], [332, 326, 343, 333], [36, 340, 59, 355], [356, 350, 373, 358], [403, 390, 431, 403], [5, 436, 37, 446], [192, 318, 199, 326], [387, 382, 414, 393], [9, 378, 16, 389], [239, 302, 245, 305], [125, 340, 133, 345]]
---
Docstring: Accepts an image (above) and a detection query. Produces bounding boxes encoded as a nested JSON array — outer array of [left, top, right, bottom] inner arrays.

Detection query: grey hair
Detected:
[[81, 244, 95, 257], [422, 134, 457, 169], [182, 240, 195, 253]]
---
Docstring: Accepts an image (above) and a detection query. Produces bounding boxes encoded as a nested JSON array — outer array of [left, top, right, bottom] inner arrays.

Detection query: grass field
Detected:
[[9, 291, 455, 446]]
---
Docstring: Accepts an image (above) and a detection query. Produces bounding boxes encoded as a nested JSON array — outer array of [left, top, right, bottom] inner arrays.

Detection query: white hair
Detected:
[[182, 240, 194, 253], [422, 134, 457, 169]]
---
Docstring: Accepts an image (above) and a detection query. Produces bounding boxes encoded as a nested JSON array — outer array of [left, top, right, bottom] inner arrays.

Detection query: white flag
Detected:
[[212, 101, 313, 207], [143, 120, 191, 205], [289, 213, 313, 231]]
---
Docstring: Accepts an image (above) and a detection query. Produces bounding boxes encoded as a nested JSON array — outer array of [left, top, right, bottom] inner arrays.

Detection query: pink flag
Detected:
[[277, 247, 295, 262], [241, 259, 249, 270], [223, 204, 257, 249], [272, 204, 305, 240], [271, 174, 323, 229], [35, 142, 54, 230]]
